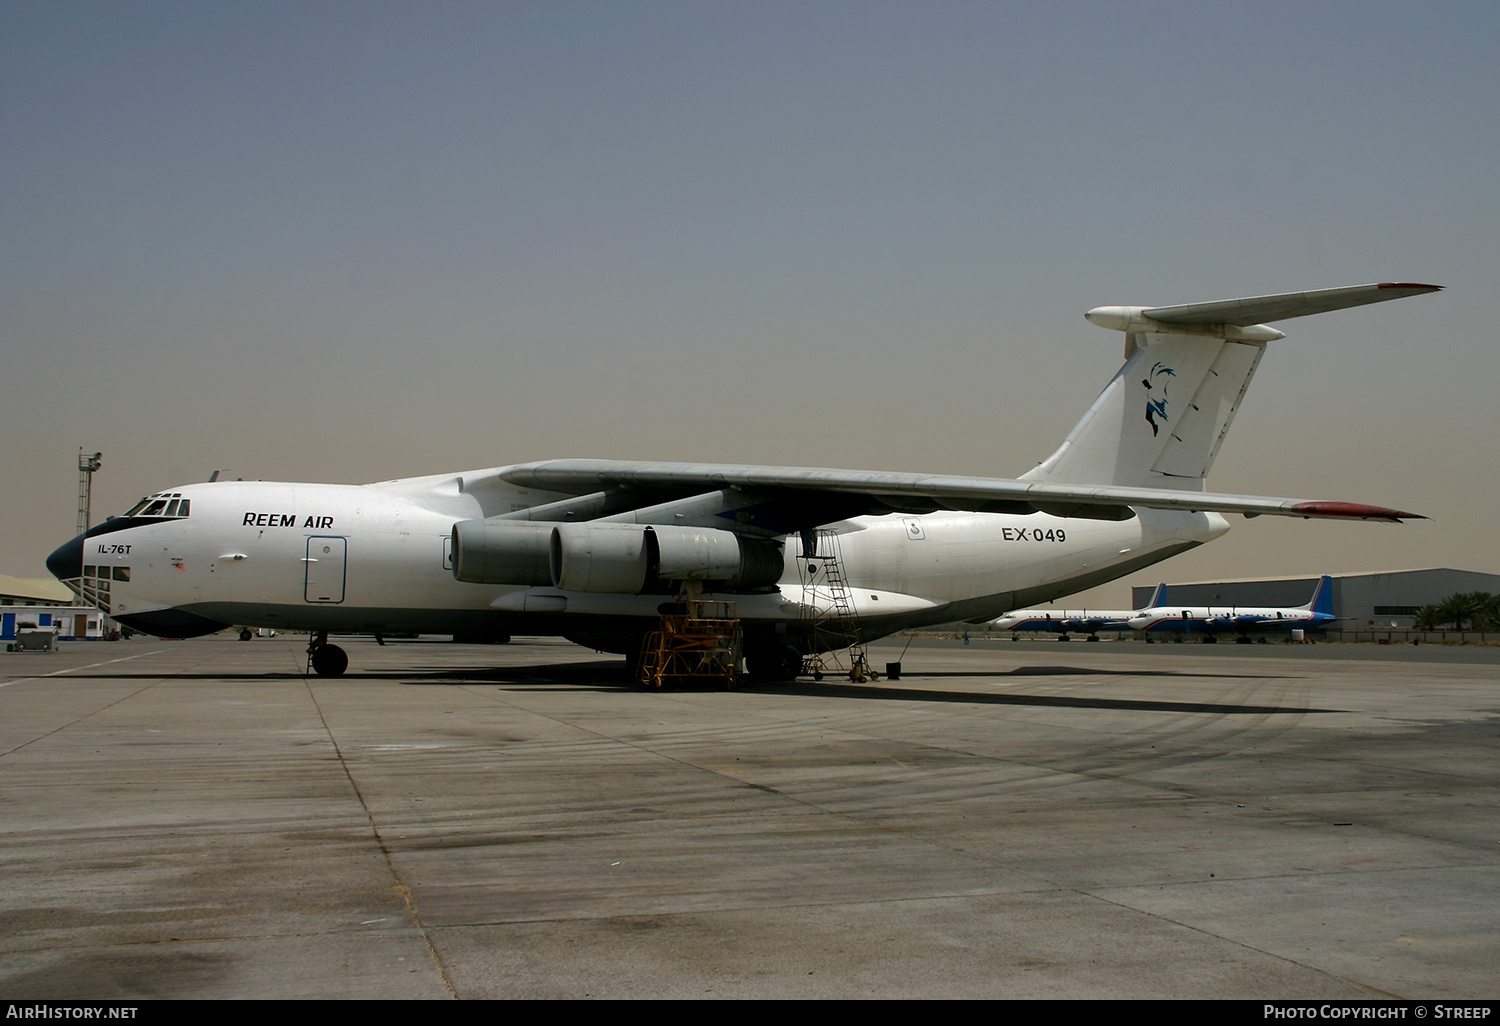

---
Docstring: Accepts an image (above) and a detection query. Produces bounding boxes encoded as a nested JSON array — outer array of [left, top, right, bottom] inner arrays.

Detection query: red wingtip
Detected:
[[1290, 501, 1425, 522]]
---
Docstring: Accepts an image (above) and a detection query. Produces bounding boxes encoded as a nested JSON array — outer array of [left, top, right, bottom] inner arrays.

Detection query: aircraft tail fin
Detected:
[[1022, 331, 1266, 490], [1306, 575, 1334, 616], [1142, 582, 1166, 610], [1022, 283, 1440, 491]]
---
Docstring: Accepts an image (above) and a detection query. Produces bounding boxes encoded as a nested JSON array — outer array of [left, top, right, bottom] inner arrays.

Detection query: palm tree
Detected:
[[1413, 592, 1497, 631], [1476, 593, 1500, 632], [1433, 592, 1492, 631], [1412, 604, 1444, 631]]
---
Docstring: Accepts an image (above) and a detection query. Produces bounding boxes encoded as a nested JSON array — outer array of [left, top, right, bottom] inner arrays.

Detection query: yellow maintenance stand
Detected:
[[636, 598, 742, 691]]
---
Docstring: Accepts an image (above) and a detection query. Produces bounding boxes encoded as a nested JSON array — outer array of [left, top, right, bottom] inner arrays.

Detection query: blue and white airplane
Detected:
[[1125, 576, 1337, 640], [991, 584, 1167, 640], [45, 283, 1435, 677]]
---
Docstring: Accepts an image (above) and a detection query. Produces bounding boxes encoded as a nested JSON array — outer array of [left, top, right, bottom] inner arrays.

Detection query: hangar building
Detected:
[[1131, 569, 1500, 629], [0, 573, 75, 607], [0, 573, 109, 641]]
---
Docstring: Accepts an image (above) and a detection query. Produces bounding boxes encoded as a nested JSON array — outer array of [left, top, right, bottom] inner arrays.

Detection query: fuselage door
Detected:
[[304, 536, 347, 603]]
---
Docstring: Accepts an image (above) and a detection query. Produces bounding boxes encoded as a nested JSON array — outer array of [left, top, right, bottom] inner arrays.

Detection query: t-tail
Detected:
[[1022, 283, 1441, 491]]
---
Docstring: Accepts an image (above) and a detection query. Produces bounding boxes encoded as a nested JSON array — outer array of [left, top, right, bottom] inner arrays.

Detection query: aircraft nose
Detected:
[[46, 533, 84, 581]]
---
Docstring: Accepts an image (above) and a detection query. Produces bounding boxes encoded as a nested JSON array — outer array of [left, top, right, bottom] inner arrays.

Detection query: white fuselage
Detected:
[[71, 466, 1229, 646], [991, 610, 1136, 633], [1126, 605, 1330, 633]]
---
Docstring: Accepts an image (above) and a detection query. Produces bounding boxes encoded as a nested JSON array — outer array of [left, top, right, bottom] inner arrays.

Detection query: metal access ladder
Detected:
[[799, 529, 876, 682]]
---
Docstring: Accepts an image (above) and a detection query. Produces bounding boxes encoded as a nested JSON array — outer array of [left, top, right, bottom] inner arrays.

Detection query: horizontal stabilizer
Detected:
[[1141, 282, 1441, 328], [1049, 281, 1441, 492]]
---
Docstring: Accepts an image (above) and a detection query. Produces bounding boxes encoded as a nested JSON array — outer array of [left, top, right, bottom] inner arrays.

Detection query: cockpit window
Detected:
[[120, 494, 192, 518]]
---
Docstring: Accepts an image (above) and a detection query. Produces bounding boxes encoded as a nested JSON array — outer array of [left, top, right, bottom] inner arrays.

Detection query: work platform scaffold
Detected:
[[636, 599, 742, 690]]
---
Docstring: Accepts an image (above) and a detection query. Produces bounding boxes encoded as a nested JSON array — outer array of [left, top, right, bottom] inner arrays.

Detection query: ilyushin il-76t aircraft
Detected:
[[47, 282, 1439, 678]]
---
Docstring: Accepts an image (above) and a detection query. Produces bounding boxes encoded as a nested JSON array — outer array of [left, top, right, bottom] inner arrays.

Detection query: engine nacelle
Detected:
[[549, 523, 783, 594], [450, 520, 553, 586], [549, 523, 649, 593]]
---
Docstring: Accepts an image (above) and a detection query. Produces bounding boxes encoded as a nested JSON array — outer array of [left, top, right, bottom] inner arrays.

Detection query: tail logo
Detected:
[[1143, 361, 1177, 437]]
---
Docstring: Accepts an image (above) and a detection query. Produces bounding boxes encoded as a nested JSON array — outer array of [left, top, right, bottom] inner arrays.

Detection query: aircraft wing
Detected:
[[497, 460, 1422, 523]]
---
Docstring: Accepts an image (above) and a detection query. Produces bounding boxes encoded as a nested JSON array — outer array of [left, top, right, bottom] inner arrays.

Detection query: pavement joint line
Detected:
[[0, 648, 167, 687], [0, 647, 222, 760], [1063, 886, 1405, 999], [301, 675, 460, 999]]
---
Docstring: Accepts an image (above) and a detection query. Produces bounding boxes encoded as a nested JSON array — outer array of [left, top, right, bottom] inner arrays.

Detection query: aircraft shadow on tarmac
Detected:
[[916, 664, 1293, 680], [769, 681, 1334, 716], [409, 661, 1331, 715], [59, 661, 1333, 716]]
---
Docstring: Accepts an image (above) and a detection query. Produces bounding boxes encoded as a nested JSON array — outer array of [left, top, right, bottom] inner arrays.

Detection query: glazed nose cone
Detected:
[[46, 533, 84, 581]]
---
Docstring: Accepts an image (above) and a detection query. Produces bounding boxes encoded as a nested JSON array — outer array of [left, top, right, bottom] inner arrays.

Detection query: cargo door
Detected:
[[304, 536, 347, 603]]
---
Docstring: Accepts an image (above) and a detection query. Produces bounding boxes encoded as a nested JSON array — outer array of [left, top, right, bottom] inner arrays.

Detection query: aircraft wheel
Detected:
[[778, 648, 802, 679], [311, 644, 348, 677], [239, 628, 253, 642], [746, 645, 801, 682], [1086, 635, 1100, 642]]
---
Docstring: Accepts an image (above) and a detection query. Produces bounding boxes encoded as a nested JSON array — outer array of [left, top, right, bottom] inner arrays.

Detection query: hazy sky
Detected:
[[4, 1, 1497, 606]]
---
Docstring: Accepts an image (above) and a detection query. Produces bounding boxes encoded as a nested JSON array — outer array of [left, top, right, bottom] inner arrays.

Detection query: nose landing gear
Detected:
[[307, 631, 348, 677]]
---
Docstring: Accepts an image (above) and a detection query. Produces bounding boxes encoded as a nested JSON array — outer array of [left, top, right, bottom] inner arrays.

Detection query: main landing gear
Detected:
[[307, 631, 348, 678], [744, 642, 802, 683]]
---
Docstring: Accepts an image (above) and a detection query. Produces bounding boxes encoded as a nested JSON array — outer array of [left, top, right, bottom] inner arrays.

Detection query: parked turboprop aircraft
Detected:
[[991, 584, 1167, 640], [46, 283, 1438, 678], [1125, 575, 1337, 640]]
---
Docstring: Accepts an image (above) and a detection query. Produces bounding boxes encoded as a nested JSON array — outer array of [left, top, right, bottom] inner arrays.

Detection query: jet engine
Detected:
[[450, 520, 553, 585], [549, 523, 783, 594], [452, 520, 784, 594]]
